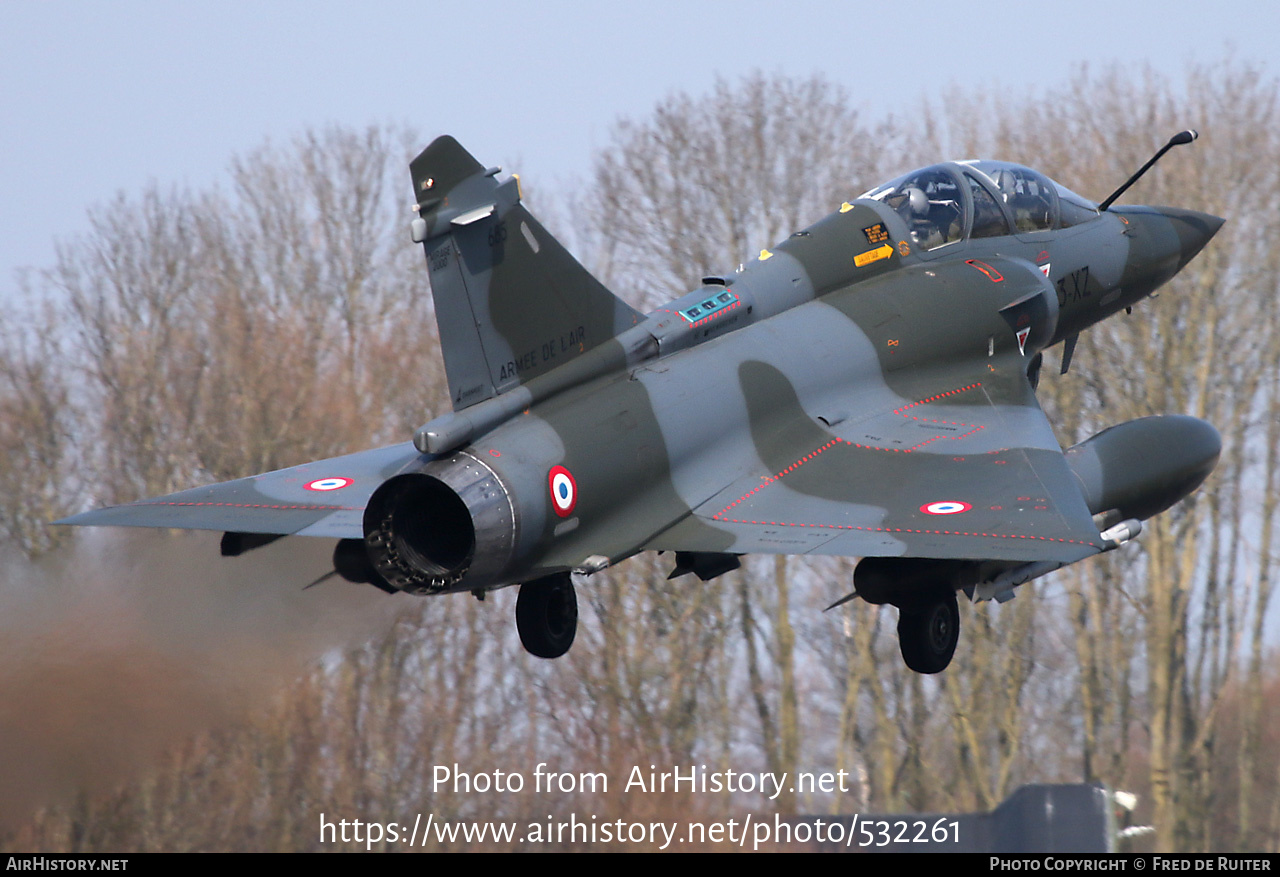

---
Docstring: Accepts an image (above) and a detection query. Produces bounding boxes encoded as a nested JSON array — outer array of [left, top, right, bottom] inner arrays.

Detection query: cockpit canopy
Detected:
[[859, 161, 1100, 252]]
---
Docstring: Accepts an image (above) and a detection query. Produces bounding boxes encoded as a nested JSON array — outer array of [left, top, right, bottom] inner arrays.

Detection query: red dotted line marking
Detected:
[[129, 501, 359, 511], [654, 299, 743, 330], [889, 384, 985, 450], [893, 383, 982, 416], [689, 299, 742, 328], [709, 382, 1099, 548], [844, 383, 988, 454], [706, 514, 1095, 546], [716, 383, 985, 517]]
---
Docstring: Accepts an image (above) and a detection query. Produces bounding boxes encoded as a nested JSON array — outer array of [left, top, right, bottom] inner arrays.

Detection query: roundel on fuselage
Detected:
[[549, 465, 578, 517]]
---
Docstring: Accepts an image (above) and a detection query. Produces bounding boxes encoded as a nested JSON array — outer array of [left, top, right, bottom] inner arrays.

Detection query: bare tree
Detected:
[[7, 64, 1280, 852], [0, 297, 76, 555], [586, 71, 898, 308]]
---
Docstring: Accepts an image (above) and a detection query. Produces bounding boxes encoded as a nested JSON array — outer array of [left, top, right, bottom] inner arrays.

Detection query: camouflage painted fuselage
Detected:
[[357, 150, 1222, 597], [61, 142, 1223, 619]]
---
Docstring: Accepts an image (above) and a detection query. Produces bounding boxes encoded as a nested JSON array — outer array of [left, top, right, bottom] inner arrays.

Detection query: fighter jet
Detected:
[[59, 131, 1224, 674]]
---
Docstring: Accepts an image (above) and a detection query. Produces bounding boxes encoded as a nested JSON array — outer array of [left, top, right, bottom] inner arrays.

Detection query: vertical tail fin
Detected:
[[409, 136, 642, 410]]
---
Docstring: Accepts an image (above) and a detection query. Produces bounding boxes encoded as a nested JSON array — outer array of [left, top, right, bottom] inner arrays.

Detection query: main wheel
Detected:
[[897, 590, 960, 674], [516, 573, 578, 659]]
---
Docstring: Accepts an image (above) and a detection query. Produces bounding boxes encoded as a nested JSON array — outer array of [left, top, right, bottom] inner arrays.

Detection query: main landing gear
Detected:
[[896, 588, 960, 675], [516, 572, 578, 659], [514, 563, 960, 671], [850, 558, 964, 674]]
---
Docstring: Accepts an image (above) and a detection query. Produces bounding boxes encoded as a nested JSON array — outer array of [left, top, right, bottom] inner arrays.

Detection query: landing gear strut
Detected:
[[516, 572, 578, 659], [896, 589, 960, 674]]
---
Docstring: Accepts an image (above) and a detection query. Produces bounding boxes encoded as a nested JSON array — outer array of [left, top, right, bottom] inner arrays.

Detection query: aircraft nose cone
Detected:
[[1159, 207, 1225, 271]]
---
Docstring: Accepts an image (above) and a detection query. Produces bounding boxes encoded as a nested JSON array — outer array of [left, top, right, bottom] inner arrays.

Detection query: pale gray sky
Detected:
[[0, 1, 1270, 300]]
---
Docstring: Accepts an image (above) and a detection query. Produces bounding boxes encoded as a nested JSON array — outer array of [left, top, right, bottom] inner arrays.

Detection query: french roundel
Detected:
[[304, 477, 353, 492], [548, 465, 577, 517], [920, 500, 972, 516]]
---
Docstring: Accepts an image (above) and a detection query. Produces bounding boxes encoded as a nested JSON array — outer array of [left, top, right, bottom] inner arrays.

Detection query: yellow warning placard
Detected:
[[854, 244, 893, 267]]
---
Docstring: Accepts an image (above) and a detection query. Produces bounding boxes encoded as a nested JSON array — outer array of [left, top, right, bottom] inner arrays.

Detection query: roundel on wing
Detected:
[[305, 476, 353, 492], [548, 465, 578, 517], [920, 500, 972, 516]]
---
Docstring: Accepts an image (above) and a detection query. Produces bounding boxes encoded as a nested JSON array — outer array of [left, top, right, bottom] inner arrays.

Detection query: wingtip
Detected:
[[52, 509, 109, 527]]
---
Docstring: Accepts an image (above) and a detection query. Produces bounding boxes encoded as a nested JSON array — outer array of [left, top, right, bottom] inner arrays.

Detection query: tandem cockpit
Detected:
[[859, 161, 1101, 252]]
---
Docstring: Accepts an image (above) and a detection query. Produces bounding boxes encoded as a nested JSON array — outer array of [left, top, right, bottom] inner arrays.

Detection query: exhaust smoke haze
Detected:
[[0, 531, 398, 825]]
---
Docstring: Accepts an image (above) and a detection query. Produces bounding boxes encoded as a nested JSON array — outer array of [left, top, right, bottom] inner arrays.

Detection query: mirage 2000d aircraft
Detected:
[[60, 131, 1224, 674]]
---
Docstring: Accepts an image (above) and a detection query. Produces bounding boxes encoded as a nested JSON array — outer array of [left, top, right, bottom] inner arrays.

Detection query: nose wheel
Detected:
[[516, 572, 578, 659], [897, 589, 960, 674]]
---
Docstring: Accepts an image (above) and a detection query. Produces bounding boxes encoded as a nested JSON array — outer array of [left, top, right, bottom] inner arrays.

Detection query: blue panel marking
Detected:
[[679, 290, 739, 324]]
